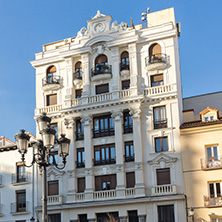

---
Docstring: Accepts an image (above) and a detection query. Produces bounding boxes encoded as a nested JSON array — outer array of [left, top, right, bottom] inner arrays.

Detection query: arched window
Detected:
[[149, 43, 161, 57], [120, 51, 129, 71], [95, 54, 108, 68], [74, 61, 82, 79], [46, 66, 56, 83]]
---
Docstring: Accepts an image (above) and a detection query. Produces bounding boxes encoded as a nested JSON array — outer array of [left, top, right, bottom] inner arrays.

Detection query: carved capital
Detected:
[[129, 108, 141, 119], [111, 111, 123, 122], [81, 115, 92, 126], [64, 118, 75, 129]]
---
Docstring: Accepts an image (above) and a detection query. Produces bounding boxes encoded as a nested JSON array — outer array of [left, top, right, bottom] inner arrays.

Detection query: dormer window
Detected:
[[200, 107, 218, 122]]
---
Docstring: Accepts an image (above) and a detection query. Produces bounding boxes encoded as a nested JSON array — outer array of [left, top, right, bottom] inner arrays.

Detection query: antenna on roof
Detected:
[[130, 18, 135, 29], [141, 7, 150, 22]]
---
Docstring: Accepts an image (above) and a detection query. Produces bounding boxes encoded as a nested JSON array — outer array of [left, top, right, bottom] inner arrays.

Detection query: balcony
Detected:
[[91, 65, 112, 82], [93, 128, 115, 138], [125, 188, 135, 198], [124, 154, 135, 162], [10, 201, 29, 215], [94, 158, 116, 166], [145, 53, 168, 71], [93, 190, 116, 200], [120, 62, 130, 79], [204, 196, 222, 207], [11, 172, 30, 185], [42, 75, 61, 91], [76, 161, 85, 168], [201, 157, 222, 170], [151, 185, 177, 196], [73, 71, 83, 87], [35, 104, 62, 115], [154, 119, 167, 129], [123, 125, 133, 134], [47, 195, 63, 205]]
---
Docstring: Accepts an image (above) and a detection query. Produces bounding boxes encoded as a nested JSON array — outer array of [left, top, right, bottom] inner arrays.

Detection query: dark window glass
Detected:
[[122, 80, 130, 90], [74, 61, 82, 79], [96, 84, 109, 95], [77, 178, 85, 193], [120, 51, 129, 71], [126, 172, 135, 188], [94, 144, 116, 166], [125, 141, 134, 162], [16, 162, 26, 183], [48, 180, 59, 196], [76, 119, 84, 140], [151, 74, 163, 87], [123, 111, 133, 134], [16, 190, 26, 212], [155, 137, 168, 152], [95, 175, 116, 191], [158, 205, 175, 222], [79, 214, 88, 222], [49, 151, 58, 165], [153, 106, 167, 129], [51, 123, 58, 140], [157, 168, 171, 185], [49, 214, 61, 222], [76, 89, 82, 98], [93, 115, 114, 138], [46, 66, 56, 84], [47, 94, 57, 106], [96, 212, 119, 222], [128, 210, 138, 222], [77, 148, 85, 168]]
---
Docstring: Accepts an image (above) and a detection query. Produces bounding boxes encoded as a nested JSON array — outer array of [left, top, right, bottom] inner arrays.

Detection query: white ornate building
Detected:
[[31, 8, 186, 222]]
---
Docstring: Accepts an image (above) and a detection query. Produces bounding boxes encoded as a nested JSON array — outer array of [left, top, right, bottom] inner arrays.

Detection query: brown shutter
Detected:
[[75, 61, 82, 69], [77, 178, 85, 193], [156, 168, 170, 185], [96, 84, 109, 94], [121, 51, 129, 59], [122, 80, 130, 90], [75, 89, 82, 98], [95, 176, 102, 191], [110, 174, 116, 190], [47, 94, 57, 106], [152, 44, 161, 55], [126, 172, 135, 188], [151, 74, 163, 82], [48, 180, 59, 196], [95, 54, 107, 64], [48, 66, 56, 73]]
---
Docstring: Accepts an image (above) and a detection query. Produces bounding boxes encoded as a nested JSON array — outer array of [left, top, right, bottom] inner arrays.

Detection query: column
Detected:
[[128, 43, 139, 96], [112, 110, 125, 197], [64, 118, 76, 202], [111, 47, 120, 99], [81, 115, 94, 200], [130, 108, 145, 197], [81, 53, 90, 104]]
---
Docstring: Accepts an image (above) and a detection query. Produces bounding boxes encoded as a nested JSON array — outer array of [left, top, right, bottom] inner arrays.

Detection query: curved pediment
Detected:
[[84, 35, 116, 47], [47, 166, 65, 180], [148, 153, 177, 165]]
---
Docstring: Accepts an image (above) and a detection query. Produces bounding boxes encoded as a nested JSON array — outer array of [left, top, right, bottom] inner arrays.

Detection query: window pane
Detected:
[[95, 151, 100, 161], [160, 107, 166, 120], [216, 183, 221, 197], [106, 147, 109, 159], [126, 145, 130, 156], [155, 138, 161, 152], [213, 147, 218, 160], [162, 137, 168, 151], [154, 108, 160, 121], [209, 183, 215, 197], [101, 148, 105, 160], [130, 145, 134, 156], [207, 147, 212, 161], [111, 147, 115, 159]]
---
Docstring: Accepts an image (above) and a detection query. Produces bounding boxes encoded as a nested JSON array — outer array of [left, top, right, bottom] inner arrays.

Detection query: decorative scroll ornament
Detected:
[[77, 27, 88, 38], [81, 115, 92, 126], [111, 20, 127, 32], [111, 111, 123, 121], [129, 108, 141, 119], [64, 118, 75, 129]]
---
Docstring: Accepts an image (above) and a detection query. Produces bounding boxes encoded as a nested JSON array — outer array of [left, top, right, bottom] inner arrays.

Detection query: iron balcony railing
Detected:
[[123, 124, 133, 134], [76, 161, 85, 168], [145, 53, 168, 66], [120, 62, 130, 71], [200, 156, 222, 170], [42, 75, 61, 86], [154, 119, 168, 129], [76, 131, 84, 141], [11, 201, 29, 213], [73, 70, 82, 80], [93, 128, 115, 138], [204, 196, 222, 207], [11, 172, 29, 184], [93, 158, 116, 166], [91, 65, 112, 77], [124, 154, 135, 162]]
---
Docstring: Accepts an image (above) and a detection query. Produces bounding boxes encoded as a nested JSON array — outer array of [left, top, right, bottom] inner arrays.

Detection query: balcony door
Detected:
[[209, 182, 222, 198], [206, 146, 219, 161]]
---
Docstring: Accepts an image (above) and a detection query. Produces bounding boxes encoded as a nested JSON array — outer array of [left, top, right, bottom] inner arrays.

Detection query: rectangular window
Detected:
[[51, 123, 58, 140], [16, 190, 26, 212], [76, 119, 84, 140], [77, 148, 85, 168], [153, 106, 167, 129], [122, 80, 130, 90], [155, 137, 168, 152], [158, 205, 175, 222], [46, 94, 57, 106], [96, 84, 109, 95], [209, 182, 222, 198], [75, 89, 82, 99], [157, 168, 171, 185], [96, 212, 119, 222], [77, 178, 85, 193], [48, 180, 59, 196], [16, 162, 26, 183], [78, 214, 88, 222], [49, 151, 58, 165], [49, 214, 61, 222], [128, 210, 138, 222], [126, 172, 135, 188], [93, 115, 114, 138], [95, 174, 116, 191], [206, 146, 219, 162], [94, 144, 116, 166], [151, 74, 163, 87], [123, 111, 133, 134], [125, 141, 134, 162]]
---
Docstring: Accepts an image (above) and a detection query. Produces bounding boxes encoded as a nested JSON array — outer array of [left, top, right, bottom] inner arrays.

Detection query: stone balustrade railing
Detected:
[[93, 190, 116, 200], [151, 184, 177, 196], [47, 195, 63, 205], [125, 188, 135, 197], [144, 84, 177, 96]]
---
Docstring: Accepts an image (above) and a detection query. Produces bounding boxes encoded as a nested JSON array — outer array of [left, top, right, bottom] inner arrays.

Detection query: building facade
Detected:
[[181, 92, 222, 222], [0, 135, 35, 222], [31, 8, 186, 222]]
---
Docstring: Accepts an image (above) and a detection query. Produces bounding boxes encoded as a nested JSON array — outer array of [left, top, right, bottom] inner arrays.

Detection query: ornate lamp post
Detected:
[[189, 208, 194, 222], [14, 113, 71, 222]]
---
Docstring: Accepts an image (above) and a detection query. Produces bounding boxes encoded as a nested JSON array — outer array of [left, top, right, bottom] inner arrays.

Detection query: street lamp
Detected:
[[14, 113, 71, 222], [189, 207, 194, 222]]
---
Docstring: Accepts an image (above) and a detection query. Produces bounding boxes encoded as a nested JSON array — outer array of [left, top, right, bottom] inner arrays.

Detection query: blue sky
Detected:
[[0, 0, 221, 141]]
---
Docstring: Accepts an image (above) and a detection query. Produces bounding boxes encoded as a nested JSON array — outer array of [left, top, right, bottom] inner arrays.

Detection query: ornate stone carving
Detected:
[[64, 118, 75, 129], [94, 23, 105, 33], [111, 111, 123, 121], [111, 20, 127, 32], [77, 27, 88, 38], [81, 115, 92, 126], [129, 108, 141, 119]]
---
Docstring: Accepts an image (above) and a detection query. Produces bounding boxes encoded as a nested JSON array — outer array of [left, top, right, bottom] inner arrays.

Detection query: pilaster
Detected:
[[81, 53, 90, 99]]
